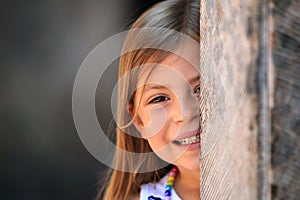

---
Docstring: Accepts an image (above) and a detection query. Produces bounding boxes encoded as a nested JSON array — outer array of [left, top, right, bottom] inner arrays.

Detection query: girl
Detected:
[[98, 0, 200, 199]]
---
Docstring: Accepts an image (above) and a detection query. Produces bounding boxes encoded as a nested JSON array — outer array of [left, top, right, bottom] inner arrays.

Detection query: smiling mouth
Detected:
[[173, 134, 200, 145]]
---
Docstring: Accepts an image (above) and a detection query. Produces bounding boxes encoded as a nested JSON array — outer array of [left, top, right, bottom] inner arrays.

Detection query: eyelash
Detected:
[[148, 85, 200, 104], [148, 95, 170, 104]]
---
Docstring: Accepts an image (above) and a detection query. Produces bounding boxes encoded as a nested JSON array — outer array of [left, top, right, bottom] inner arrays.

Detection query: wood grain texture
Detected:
[[271, 0, 300, 199], [200, 0, 258, 199]]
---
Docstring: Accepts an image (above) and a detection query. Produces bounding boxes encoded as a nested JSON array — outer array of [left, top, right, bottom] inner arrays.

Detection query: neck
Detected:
[[174, 167, 200, 200]]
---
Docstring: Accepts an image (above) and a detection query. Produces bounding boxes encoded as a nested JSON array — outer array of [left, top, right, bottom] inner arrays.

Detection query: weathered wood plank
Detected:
[[271, 0, 300, 199], [200, 0, 259, 199]]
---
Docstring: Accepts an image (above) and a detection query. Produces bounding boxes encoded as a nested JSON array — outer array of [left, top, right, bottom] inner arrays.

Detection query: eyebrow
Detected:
[[189, 75, 200, 84], [142, 84, 166, 92]]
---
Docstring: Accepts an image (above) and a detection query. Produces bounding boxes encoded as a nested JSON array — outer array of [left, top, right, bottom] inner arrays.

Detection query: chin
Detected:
[[175, 157, 200, 172]]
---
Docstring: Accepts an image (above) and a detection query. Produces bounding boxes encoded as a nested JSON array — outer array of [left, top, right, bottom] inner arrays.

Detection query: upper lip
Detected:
[[174, 128, 200, 141]]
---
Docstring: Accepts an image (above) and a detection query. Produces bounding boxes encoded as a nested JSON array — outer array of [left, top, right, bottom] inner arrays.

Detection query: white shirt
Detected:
[[140, 175, 182, 200]]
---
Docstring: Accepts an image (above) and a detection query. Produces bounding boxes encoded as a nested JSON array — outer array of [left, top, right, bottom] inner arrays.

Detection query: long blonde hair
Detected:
[[97, 1, 199, 199]]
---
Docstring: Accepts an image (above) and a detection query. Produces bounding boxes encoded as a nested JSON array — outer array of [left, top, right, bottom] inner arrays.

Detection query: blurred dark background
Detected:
[[0, 1, 161, 199]]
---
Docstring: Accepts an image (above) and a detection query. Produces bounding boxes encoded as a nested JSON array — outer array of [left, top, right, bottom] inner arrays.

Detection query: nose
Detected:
[[173, 90, 200, 123]]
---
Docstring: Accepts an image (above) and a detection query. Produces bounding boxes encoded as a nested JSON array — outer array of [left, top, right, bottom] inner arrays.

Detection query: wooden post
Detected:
[[200, 0, 259, 199], [271, 0, 300, 199]]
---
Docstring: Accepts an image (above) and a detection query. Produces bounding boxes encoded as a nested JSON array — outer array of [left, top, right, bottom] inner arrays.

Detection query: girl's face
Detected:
[[132, 52, 201, 172]]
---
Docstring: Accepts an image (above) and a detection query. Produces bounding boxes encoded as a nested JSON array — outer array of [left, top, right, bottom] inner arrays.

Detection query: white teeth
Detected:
[[176, 135, 200, 145]]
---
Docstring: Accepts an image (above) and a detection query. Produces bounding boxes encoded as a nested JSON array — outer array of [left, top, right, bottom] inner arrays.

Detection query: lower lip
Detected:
[[174, 141, 200, 151], [187, 141, 200, 151]]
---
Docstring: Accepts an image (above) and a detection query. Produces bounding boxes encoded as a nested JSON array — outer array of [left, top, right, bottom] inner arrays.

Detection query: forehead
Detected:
[[138, 53, 199, 86]]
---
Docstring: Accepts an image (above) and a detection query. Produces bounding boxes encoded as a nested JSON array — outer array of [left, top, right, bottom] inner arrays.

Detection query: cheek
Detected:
[[138, 106, 168, 139], [147, 132, 169, 153]]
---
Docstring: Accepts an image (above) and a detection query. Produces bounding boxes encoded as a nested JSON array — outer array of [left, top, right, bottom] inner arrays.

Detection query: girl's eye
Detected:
[[194, 85, 200, 96], [149, 96, 170, 104]]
